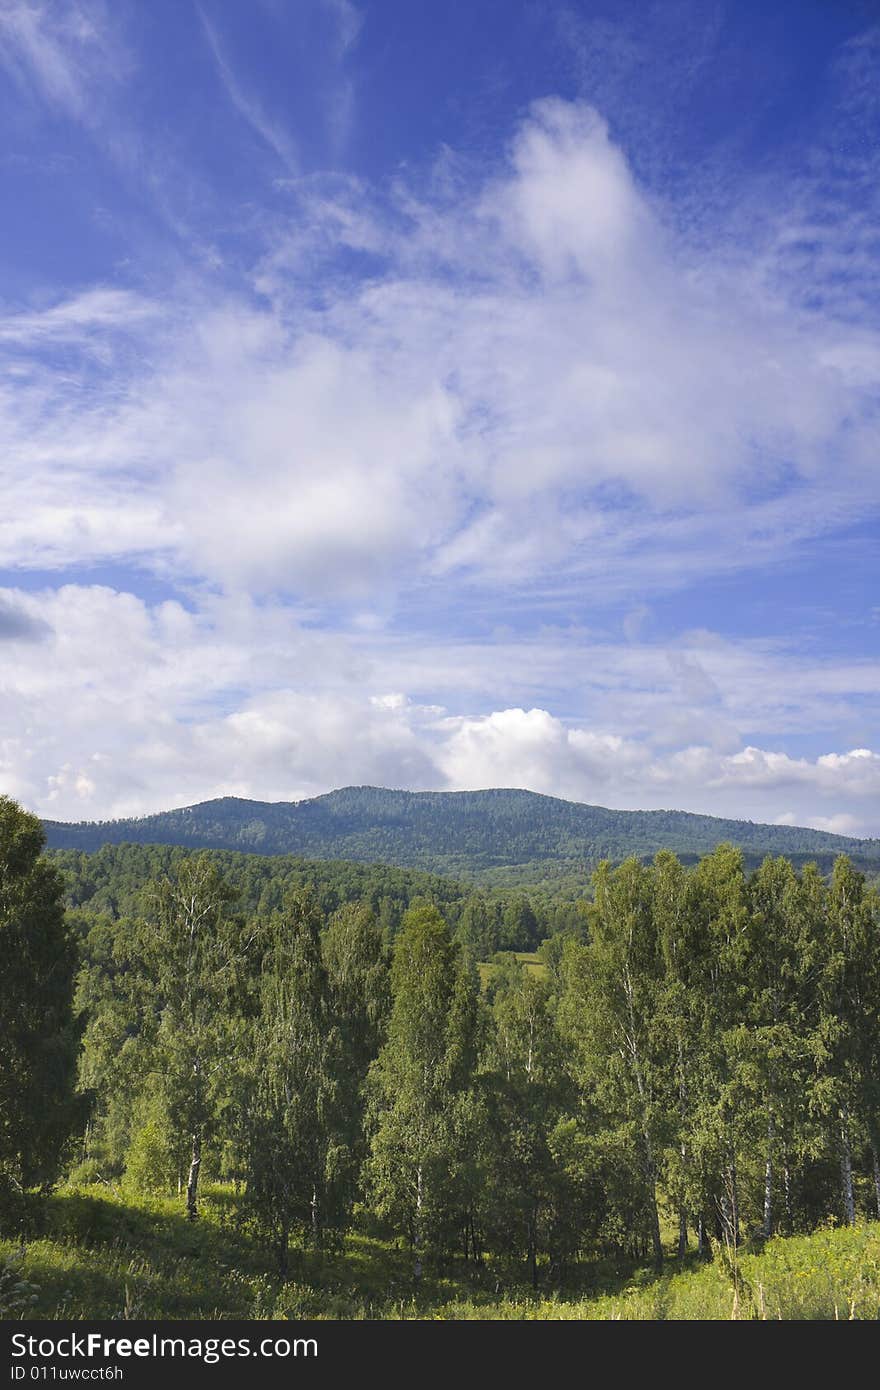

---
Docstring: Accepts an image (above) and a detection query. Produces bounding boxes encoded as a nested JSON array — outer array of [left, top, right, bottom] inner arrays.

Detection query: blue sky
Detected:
[[1, 0, 879, 833]]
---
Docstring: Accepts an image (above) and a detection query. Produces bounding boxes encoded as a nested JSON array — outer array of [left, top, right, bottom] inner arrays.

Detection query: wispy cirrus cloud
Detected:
[[0, 0, 127, 121], [321, 0, 362, 56], [197, 4, 298, 173], [0, 287, 159, 345]]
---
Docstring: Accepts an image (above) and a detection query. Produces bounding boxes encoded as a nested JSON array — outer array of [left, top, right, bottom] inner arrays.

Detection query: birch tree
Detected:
[[484, 958, 570, 1285], [367, 904, 479, 1276], [560, 858, 667, 1270], [130, 855, 247, 1220], [817, 857, 880, 1224], [322, 902, 389, 1223], [244, 889, 342, 1275]]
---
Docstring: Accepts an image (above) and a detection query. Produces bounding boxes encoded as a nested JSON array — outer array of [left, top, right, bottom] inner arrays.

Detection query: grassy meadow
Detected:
[[2, 1184, 878, 1321], [478, 950, 547, 990]]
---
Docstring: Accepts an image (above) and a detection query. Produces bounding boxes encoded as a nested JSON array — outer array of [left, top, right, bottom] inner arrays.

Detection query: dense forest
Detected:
[[4, 790, 880, 1320], [42, 785, 880, 889], [49, 841, 587, 955]]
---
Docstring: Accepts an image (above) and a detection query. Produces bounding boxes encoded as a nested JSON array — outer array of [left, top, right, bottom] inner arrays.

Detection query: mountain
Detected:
[[42, 786, 880, 888]]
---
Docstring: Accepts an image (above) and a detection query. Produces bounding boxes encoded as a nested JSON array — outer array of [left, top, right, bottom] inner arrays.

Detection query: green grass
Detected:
[[478, 951, 547, 990], [2, 1186, 879, 1319], [0, 1187, 277, 1319]]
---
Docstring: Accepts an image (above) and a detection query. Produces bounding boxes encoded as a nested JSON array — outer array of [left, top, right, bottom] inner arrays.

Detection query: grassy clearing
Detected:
[[2, 1186, 878, 1319], [478, 951, 547, 990]]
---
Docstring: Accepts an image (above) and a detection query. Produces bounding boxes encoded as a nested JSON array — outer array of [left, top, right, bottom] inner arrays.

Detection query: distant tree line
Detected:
[[3, 796, 880, 1285]]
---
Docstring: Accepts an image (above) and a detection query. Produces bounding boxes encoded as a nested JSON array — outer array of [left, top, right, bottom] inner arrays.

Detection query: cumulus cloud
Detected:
[[777, 810, 866, 836], [434, 708, 880, 831], [483, 99, 654, 283], [1, 583, 876, 833], [0, 584, 441, 816], [0, 595, 50, 641]]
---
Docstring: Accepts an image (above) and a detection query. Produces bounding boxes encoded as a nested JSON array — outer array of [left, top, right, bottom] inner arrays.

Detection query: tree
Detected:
[[500, 895, 540, 952], [815, 857, 880, 1224], [323, 902, 388, 1082], [0, 796, 83, 1202], [683, 843, 751, 1253], [127, 854, 248, 1219], [245, 890, 342, 1275], [484, 958, 571, 1285], [322, 902, 389, 1220], [743, 856, 811, 1237], [75, 909, 165, 1185], [560, 858, 667, 1269], [455, 893, 495, 959], [367, 904, 480, 1276], [651, 848, 700, 1256]]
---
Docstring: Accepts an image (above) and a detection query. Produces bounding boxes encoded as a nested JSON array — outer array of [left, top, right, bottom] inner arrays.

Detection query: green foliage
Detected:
[[44, 786, 880, 886], [560, 857, 668, 1267], [367, 906, 482, 1269], [123, 1092, 176, 1196], [0, 796, 84, 1200], [113, 854, 252, 1219], [482, 959, 577, 1282], [243, 889, 344, 1272], [11, 807, 880, 1318], [0, 1186, 277, 1319], [322, 902, 390, 1212], [53, 840, 471, 929]]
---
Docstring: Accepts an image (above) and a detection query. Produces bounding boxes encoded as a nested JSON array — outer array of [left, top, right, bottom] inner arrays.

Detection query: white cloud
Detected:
[[1, 98, 877, 603], [0, 1, 127, 122], [197, 5, 298, 172], [801, 813, 865, 836], [0, 288, 158, 345], [1, 583, 877, 832], [2, 84, 878, 834], [434, 709, 880, 829], [164, 329, 464, 595], [484, 99, 658, 289]]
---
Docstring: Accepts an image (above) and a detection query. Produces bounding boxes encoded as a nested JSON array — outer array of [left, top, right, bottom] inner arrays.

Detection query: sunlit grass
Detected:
[[478, 952, 547, 990], [2, 1185, 878, 1319]]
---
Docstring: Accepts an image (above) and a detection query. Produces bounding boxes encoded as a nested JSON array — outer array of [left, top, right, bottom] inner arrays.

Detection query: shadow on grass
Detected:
[[2, 1186, 278, 1319], [5, 1185, 794, 1321]]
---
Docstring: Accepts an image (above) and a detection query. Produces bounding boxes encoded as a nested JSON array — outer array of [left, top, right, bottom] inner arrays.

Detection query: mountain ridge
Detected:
[[42, 785, 880, 887]]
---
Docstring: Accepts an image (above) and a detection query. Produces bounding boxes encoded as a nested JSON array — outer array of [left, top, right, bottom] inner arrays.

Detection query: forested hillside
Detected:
[[50, 842, 583, 954], [5, 791, 880, 1321], [43, 785, 880, 886], [47, 843, 880, 1288]]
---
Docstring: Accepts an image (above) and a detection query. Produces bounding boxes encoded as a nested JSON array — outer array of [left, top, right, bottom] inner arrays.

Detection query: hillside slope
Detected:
[[42, 785, 880, 885]]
